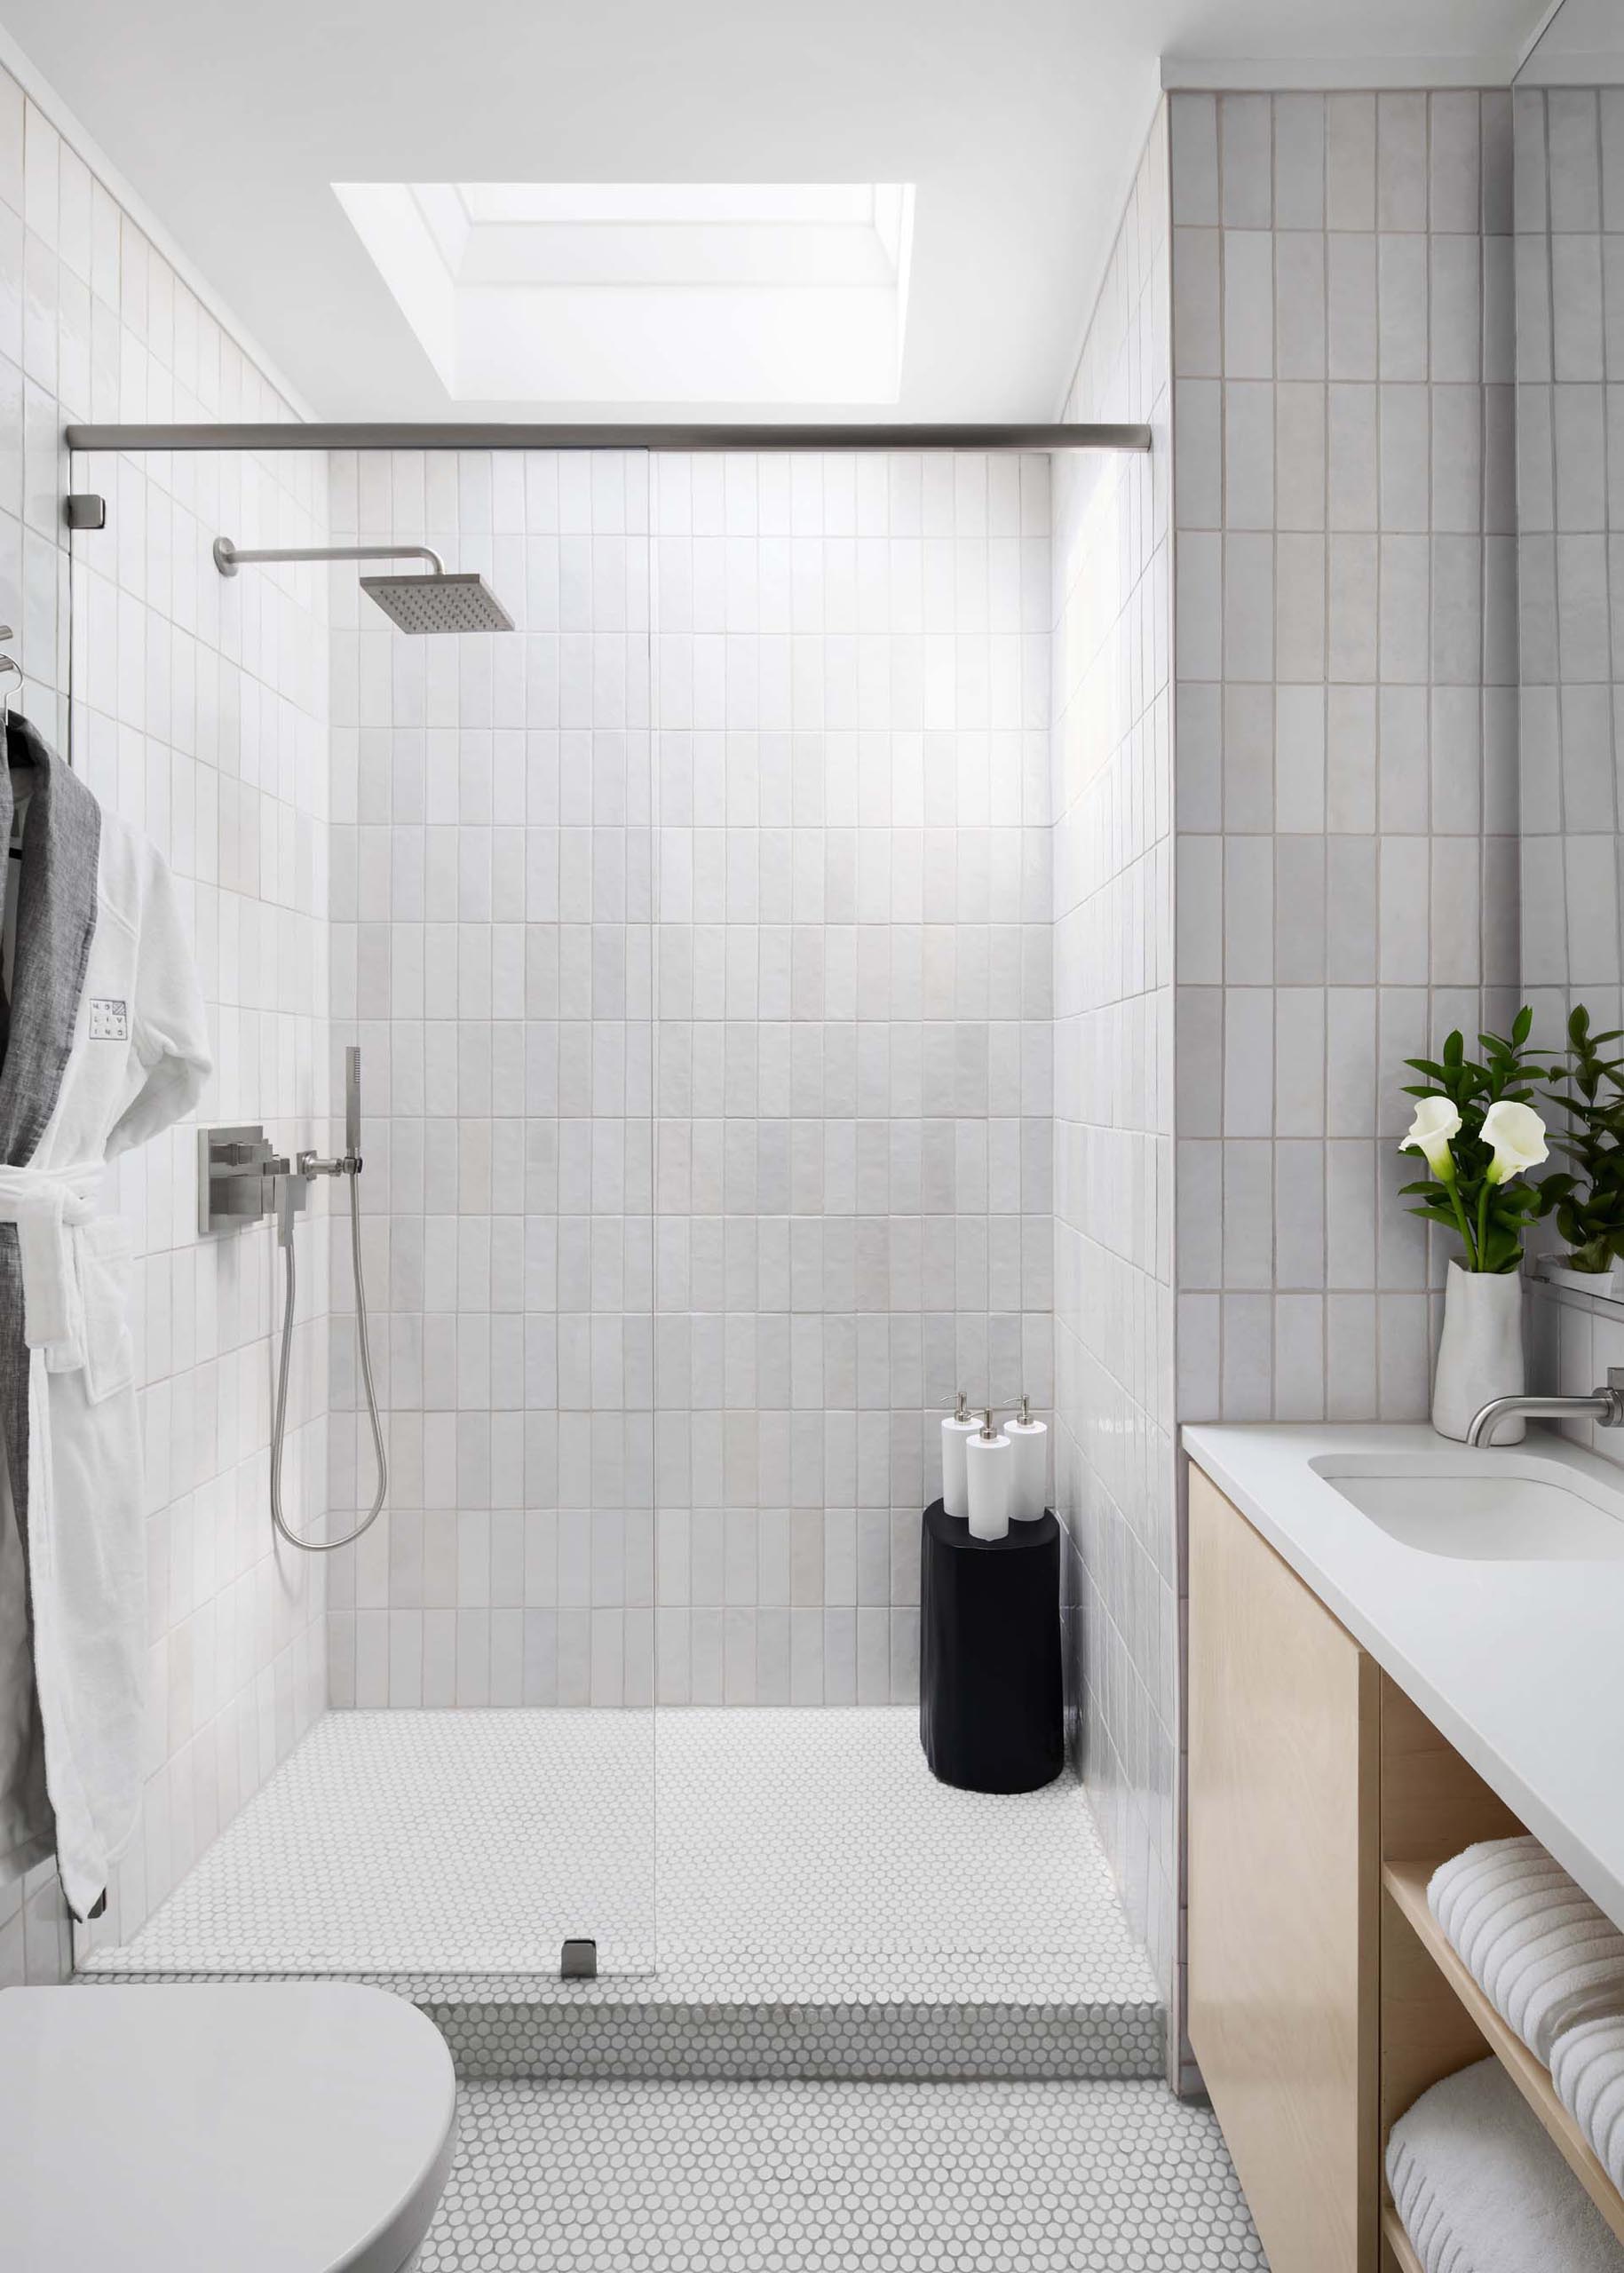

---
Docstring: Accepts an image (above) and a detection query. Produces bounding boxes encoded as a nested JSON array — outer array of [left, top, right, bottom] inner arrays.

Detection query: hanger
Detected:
[[0, 633, 27, 859], [0, 630, 23, 745]]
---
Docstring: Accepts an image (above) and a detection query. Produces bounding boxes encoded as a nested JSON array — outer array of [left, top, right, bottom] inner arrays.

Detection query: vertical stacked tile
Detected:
[[325, 450, 1053, 1714], [1516, 89, 1623, 1042], [0, 67, 331, 1985], [1049, 110, 1176, 2018], [325, 449, 657, 1715], [1170, 90, 1517, 1427], [648, 452, 1053, 1708], [1165, 89, 1517, 2072]]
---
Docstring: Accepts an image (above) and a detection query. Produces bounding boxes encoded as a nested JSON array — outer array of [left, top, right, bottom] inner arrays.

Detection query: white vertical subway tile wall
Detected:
[[648, 451, 1055, 1708], [1050, 110, 1176, 2013], [1170, 89, 1520, 1428], [324, 448, 1054, 1711], [324, 447, 659, 1715], [0, 65, 332, 1989]]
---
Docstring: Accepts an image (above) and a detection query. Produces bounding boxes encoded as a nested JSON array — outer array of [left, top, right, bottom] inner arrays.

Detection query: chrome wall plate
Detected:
[[198, 1124, 279, 1234], [559, 1937, 598, 1980]]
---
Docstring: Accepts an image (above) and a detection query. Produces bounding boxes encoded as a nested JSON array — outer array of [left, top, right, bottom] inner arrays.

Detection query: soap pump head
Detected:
[[979, 1406, 997, 1440], [1018, 1393, 1032, 1426], [955, 1390, 968, 1422]]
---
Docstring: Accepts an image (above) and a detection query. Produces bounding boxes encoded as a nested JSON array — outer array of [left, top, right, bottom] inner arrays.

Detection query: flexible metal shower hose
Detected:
[[269, 1164, 388, 1553]]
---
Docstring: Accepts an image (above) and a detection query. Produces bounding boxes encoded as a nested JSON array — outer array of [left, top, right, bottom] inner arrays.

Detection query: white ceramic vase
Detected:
[[1431, 1261, 1525, 1444]]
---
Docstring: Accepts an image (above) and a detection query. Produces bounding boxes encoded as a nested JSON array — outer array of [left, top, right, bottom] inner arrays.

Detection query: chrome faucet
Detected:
[[1466, 1366, 1624, 1447]]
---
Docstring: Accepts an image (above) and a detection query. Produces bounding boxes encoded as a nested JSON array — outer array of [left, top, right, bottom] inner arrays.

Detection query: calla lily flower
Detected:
[[1480, 1098, 1549, 1184], [1402, 1097, 1463, 1178]]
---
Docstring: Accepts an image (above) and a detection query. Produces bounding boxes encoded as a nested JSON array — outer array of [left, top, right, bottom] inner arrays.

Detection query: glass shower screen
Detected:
[[65, 440, 658, 1982]]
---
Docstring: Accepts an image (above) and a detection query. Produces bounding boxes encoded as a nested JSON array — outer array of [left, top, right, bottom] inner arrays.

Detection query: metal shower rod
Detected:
[[64, 420, 1151, 455]]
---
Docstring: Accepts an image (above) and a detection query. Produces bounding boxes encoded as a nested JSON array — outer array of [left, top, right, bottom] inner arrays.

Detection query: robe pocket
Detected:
[[77, 1216, 137, 1405]]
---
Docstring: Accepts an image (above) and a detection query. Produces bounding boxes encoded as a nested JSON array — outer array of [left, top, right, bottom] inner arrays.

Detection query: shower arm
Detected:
[[213, 536, 447, 577]]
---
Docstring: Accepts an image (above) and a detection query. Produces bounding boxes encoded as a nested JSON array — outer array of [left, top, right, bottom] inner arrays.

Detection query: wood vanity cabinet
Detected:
[[1186, 1464, 1549, 2273], [1187, 1464, 1379, 2273]]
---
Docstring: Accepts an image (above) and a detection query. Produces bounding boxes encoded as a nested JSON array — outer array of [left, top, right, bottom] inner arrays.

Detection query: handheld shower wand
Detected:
[[269, 1044, 388, 1554]]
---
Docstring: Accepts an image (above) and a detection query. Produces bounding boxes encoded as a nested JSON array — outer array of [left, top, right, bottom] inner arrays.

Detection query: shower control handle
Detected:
[[198, 1125, 297, 1234]]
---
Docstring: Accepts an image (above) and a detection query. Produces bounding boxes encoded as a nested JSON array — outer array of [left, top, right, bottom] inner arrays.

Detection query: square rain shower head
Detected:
[[360, 571, 514, 634]]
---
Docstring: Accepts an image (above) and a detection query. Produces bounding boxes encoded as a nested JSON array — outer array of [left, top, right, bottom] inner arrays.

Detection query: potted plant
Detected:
[[1538, 1006, 1624, 1295], [1398, 1011, 1550, 1443]]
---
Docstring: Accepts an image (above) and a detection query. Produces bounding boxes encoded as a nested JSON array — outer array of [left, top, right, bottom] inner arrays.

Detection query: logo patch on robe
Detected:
[[89, 998, 129, 1040]]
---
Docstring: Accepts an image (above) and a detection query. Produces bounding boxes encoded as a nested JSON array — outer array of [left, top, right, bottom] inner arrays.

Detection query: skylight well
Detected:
[[333, 180, 915, 405]]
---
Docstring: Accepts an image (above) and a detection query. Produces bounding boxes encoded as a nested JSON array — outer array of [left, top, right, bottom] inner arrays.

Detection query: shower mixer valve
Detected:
[[197, 1125, 297, 1234], [197, 1046, 367, 1237]]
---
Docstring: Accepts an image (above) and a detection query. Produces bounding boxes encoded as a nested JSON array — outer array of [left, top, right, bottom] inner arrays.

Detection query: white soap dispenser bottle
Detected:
[[965, 1406, 1012, 1540], [940, 1390, 979, 1520], [1006, 1394, 1049, 1521]]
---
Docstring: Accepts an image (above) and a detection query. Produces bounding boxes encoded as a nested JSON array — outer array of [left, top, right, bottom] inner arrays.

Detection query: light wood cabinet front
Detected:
[[1187, 1466, 1379, 2273]]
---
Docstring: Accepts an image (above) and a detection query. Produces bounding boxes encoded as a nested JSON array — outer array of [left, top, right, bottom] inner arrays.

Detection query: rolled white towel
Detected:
[[1387, 2056, 1624, 2273], [1429, 1837, 1624, 2065], [1554, 2016, 1624, 2198]]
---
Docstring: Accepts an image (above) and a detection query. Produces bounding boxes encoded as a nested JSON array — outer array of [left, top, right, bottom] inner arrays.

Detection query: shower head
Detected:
[[360, 570, 513, 635], [213, 536, 514, 634]]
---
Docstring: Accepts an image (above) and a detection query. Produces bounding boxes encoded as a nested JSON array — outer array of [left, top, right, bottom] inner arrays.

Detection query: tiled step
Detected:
[[80, 1964, 1165, 2079], [424, 1985, 1165, 2080]]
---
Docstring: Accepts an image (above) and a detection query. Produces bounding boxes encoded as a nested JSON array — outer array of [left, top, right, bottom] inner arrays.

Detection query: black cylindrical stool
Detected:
[[919, 1497, 1064, 1793]]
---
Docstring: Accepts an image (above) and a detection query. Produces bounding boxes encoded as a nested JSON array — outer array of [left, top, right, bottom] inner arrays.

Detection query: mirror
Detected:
[[1514, 1, 1624, 1305]]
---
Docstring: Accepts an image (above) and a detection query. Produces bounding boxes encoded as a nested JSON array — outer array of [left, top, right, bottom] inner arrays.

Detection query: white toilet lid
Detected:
[[0, 1983, 457, 2273]]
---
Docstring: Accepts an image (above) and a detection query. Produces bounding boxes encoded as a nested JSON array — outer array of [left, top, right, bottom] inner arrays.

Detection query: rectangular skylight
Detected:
[[333, 180, 915, 405]]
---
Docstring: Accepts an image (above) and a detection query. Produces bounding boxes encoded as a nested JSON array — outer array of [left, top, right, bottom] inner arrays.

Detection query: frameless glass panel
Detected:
[[647, 445, 1130, 2016], [67, 440, 656, 1981]]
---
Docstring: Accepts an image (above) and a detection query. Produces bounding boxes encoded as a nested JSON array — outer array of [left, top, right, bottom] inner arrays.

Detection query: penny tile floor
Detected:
[[416, 2076, 1268, 2271], [88, 1707, 1158, 2012]]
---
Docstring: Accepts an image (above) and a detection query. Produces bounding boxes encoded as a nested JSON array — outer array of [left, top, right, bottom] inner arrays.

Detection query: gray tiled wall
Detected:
[[324, 448, 1055, 1709], [1516, 86, 1624, 1041], [1170, 89, 1520, 1427]]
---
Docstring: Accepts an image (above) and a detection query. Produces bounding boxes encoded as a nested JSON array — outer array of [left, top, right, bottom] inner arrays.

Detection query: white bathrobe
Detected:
[[0, 717, 210, 1921]]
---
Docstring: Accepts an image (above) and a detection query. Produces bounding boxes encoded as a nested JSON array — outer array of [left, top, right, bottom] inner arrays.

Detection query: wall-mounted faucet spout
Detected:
[[1466, 1367, 1624, 1447]]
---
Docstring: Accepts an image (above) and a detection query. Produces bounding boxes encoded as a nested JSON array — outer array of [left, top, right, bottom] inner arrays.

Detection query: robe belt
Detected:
[[0, 1163, 104, 1372]]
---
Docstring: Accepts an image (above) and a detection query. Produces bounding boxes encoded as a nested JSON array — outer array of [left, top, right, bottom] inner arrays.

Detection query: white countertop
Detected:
[[1182, 1422, 1624, 1929]]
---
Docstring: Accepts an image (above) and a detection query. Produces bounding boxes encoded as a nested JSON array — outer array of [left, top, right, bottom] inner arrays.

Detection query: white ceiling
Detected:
[[0, 0, 1553, 423]]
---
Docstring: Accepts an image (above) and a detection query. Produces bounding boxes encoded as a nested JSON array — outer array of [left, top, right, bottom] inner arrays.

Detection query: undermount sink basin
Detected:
[[1310, 1453, 1624, 1561]]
